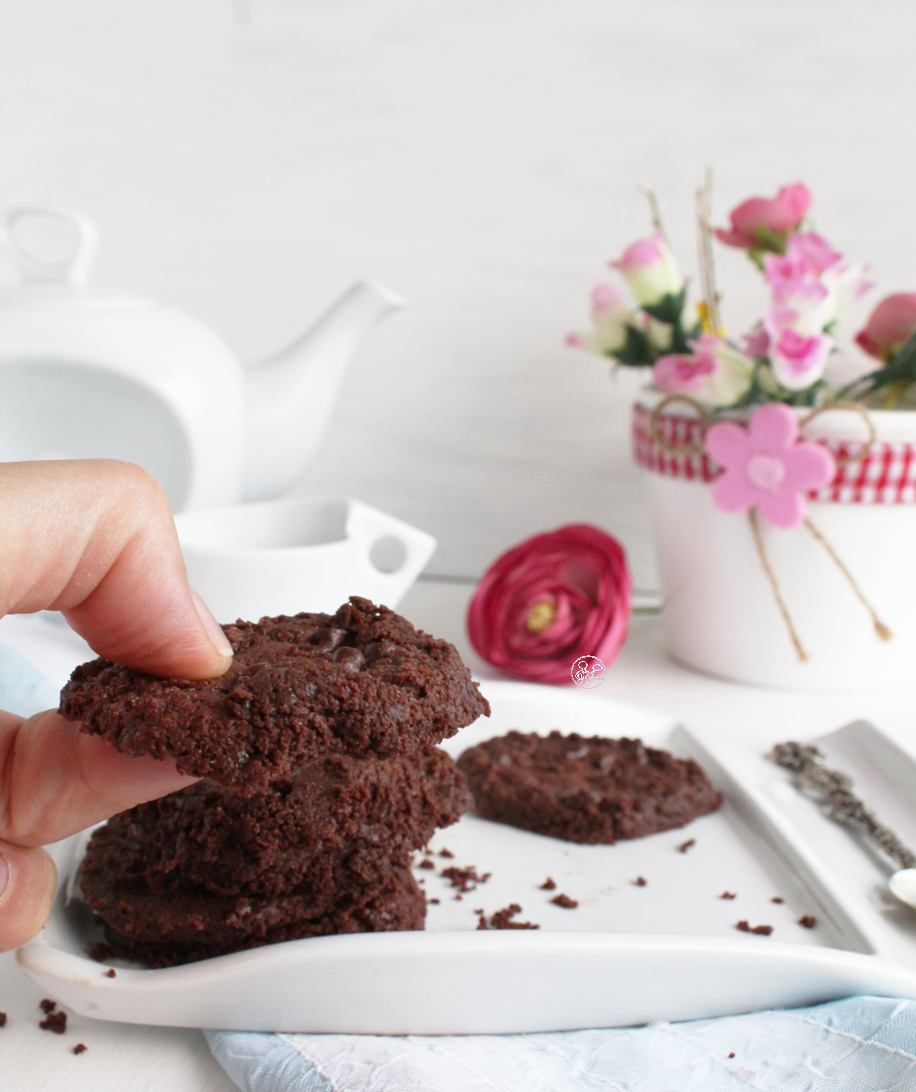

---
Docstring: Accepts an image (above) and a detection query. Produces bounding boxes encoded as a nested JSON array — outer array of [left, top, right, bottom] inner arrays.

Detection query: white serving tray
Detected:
[[17, 681, 916, 1034]]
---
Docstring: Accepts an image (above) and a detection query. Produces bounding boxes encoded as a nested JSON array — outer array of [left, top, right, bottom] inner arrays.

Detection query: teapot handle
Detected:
[[0, 206, 99, 285]]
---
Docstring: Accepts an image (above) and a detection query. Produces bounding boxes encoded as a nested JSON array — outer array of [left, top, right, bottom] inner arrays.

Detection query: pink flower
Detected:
[[653, 335, 754, 407], [763, 232, 870, 332], [763, 233, 840, 306], [566, 283, 633, 356], [706, 403, 836, 529], [742, 323, 770, 360], [610, 231, 682, 307], [467, 524, 631, 685], [764, 307, 833, 390], [855, 293, 916, 361], [714, 183, 811, 249]]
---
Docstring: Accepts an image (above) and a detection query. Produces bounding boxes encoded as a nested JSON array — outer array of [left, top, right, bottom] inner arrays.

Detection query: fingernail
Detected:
[[190, 588, 234, 662], [0, 850, 9, 903]]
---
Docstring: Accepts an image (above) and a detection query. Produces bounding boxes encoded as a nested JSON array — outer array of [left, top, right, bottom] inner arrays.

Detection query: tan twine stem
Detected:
[[800, 400, 876, 468], [799, 402, 891, 641], [648, 395, 711, 458], [802, 517, 893, 641], [748, 509, 809, 663]]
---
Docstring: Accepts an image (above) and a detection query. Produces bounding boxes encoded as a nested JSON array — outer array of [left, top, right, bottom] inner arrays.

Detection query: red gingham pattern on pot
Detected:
[[632, 403, 916, 504]]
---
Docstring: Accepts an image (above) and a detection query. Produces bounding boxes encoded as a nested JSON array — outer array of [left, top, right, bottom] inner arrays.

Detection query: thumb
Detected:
[[0, 460, 232, 679], [0, 842, 57, 952]]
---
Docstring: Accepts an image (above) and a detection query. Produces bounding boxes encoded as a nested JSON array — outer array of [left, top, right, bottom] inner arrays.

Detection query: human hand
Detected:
[[0, 460, 233, 950]]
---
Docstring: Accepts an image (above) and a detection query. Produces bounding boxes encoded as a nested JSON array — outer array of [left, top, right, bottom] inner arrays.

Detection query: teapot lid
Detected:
[[0, 206, 153, 312]]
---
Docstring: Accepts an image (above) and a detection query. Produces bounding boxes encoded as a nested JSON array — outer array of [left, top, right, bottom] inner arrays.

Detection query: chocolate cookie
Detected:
[[94, 749, 471, 898], [60, 598, 490, 793], [82, 856, 424, 968], [456, 731, 721, 843]]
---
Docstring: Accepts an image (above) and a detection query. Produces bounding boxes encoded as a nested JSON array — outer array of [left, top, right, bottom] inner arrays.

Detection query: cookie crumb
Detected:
[[418, 859, 435, 870], [735, 920, 773, 936], [73, 1044, 87, 1055], [39, 1011, 67, 1034], [540, 877, 557, 890], [550, 893, 578, 909], [771, 896, 784, 904], [677, 838, 696, 853], [633, 876, 647, 886], [728, 1052, 735, 1059], [0, 1013, 6, 1027], [719, 891, 736, 899], [798, 915, 817, 929], [439, 848, 454, 858], [485, 903, 540, 930], [453, 894, 463, 901], [441, 865, 491, 892], [428, 898, 440, 905], [39, 999, 57, 1014], [105, 968, 117, 978]]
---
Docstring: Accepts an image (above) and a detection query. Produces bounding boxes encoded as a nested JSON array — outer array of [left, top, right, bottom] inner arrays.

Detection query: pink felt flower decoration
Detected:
[[467, 524, 631, 684], [705, 403, 836, 529]]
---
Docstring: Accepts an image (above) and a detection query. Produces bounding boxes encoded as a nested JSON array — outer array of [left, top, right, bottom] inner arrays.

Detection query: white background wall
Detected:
[[2, 0, 915, 591]]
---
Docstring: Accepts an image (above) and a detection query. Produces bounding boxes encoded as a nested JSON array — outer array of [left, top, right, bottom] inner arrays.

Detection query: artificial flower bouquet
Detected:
[[568, 181, 916, 412], [564, 180, 916, 691]]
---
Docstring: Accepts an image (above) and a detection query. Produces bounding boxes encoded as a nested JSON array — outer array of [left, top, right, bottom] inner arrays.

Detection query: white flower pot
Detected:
[[634, 392, 916, 691]]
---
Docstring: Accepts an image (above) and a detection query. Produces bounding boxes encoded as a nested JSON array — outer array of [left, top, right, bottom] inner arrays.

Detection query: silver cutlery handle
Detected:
[[772, 741, 916, 871]]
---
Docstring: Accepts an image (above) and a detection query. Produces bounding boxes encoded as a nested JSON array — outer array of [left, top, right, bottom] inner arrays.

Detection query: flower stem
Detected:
[[695, 168, 722, 335]]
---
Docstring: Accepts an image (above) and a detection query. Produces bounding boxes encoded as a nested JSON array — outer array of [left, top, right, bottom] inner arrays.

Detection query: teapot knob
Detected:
[[0, 205, 99, 285]]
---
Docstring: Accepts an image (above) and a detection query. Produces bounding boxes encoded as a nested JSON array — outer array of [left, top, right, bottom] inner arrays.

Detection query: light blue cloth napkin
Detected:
[[207, 996, 916, 1091], [2, 642, 912, 1092]]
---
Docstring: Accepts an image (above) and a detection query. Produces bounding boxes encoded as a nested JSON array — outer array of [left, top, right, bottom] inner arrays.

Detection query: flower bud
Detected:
[[715, 183, 811, 250], [855, 293, 916, 362], [610, 232, 683, 307], [653, 336, 754, 407]]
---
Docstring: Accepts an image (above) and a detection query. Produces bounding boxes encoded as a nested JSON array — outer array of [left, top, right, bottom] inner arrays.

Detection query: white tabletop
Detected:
[[1, 581, 915, 1091]]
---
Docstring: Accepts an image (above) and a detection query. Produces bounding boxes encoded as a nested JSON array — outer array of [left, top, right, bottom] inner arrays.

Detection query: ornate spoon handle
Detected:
[[772, 741, 916, 871]]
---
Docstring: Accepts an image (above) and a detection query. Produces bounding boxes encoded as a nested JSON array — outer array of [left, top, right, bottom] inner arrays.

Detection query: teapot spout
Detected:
[[242, 280, 405, 502]]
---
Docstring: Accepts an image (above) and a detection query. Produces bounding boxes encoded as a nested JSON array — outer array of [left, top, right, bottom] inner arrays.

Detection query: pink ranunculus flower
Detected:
[[764, 306, 833, 391], [714, 182, 811, 249], [467, 524, 632, 685], [610, 231, 682, 307], [706, 403, 836, 529], [566, 283, 633, 356], [855, 293, 916, 361], [653, 335, 754, 407]]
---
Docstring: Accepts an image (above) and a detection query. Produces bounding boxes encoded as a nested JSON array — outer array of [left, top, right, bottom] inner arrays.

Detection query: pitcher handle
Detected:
[[345, 499, 436, 609]]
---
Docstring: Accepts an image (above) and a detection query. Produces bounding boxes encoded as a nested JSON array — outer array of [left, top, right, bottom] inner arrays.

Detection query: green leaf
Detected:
[[642, 287, 686, 327], [857, 329, 916, 394], [752, 226, 788, 254], [610, 323, 655, 366]]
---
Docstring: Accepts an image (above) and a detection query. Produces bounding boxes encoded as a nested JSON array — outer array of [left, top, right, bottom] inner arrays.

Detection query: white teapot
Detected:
[[0, 207, 404, 510]]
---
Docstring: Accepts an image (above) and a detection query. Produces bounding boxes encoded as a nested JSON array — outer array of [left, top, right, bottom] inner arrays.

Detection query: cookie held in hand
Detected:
[[59, 597, 490, 794]]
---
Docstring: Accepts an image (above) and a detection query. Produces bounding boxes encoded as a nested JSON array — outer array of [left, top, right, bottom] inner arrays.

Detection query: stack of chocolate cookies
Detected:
[[61, 598, 489, 967]]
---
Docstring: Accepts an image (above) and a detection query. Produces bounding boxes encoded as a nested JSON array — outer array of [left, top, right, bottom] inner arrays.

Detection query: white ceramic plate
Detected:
[[17, 681, 916, 1033]]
